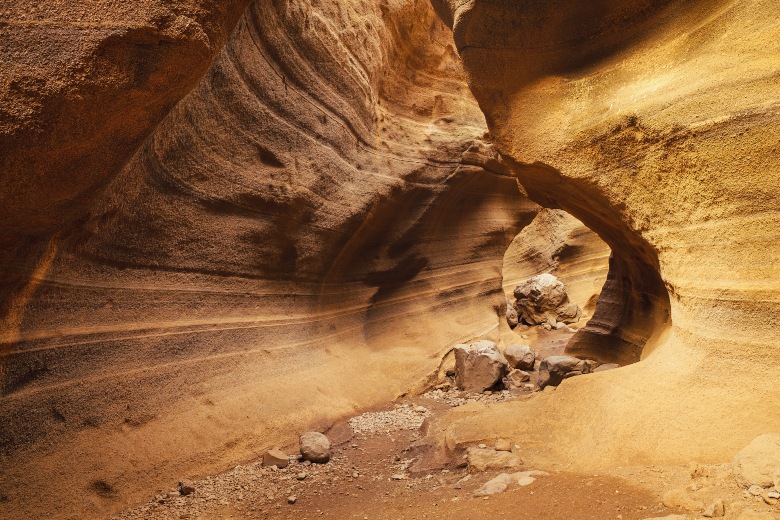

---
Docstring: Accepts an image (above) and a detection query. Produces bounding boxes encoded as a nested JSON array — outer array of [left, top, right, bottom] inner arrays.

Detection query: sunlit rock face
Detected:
[[432, 0, 780, 468], [0, 1, 540, 517]]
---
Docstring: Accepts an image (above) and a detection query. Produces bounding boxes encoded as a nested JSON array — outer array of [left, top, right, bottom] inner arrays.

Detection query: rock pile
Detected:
[[512, 273, 581, 328]]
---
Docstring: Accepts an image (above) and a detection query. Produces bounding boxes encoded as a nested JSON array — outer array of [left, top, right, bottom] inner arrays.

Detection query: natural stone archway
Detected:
[[427, 0, 780, 468]]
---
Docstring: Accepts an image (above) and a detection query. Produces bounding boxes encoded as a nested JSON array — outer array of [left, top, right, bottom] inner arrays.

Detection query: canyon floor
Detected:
[[110, 328, 779, 520]]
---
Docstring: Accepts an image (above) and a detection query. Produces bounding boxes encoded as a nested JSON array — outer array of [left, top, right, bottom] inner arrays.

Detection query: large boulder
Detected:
[[300, 432, 331, 464], [732, 434, 780, 488], [454, 341, 509, 392], [504, 344, 536, 370], [513, 273, 581, 326], [537, 355, 593, 389]]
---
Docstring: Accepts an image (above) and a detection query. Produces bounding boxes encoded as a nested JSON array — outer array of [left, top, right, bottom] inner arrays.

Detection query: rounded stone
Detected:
[[299, 432, 331, 463]]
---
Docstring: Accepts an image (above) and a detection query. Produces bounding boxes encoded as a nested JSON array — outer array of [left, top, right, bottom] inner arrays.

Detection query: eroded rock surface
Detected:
[[454, 341, 508, 392], [513, 274, 581, 327]]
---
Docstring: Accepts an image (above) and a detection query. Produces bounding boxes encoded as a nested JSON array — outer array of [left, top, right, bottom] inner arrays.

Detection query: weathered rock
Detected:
[[537, 355, 593, 389], [747, 485, 764, 496], [474, 473, 513, 496], [506, 299, 519, 328], [299, 432, 331, 464], [513, 274, 581, 326], [502, 369, 531, 389], [495, 439, 512, 452], [178, 480, 196, 497], [466, 447, 522, 472], [454, 341, 509, 392], [504, 345, 536, 370], [762, 490, 778, 505], [702, 499, 725, 518], [263, 449, 289, 469], [661, 488, 704, 512], [733, 434, 780, 488], [287, 495, 297, 504], [593, 363, 620, 373]]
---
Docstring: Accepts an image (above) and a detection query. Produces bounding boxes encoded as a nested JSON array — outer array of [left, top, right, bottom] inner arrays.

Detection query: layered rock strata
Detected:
[[431, 0, 780, 468], [0, 1, 537, 517]]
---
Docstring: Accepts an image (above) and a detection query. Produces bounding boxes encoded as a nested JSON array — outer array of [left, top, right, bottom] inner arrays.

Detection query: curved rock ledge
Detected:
[[434, 0, 780, 467]]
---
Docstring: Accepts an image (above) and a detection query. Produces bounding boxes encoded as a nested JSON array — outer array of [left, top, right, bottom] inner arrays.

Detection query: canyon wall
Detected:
[[431, 0, 780, 468], [0, 1, 539, 517]]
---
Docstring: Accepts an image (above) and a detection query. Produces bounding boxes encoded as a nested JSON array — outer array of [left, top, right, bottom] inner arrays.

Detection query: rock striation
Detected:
[[430, 0, 780, 471]]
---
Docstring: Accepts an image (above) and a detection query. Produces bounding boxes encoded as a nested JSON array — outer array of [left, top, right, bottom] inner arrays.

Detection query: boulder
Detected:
[[504, 344, 536, 370], [732, 434, 780, 488], [537, 355, 593, 388], [263, 448, 289, 468], [299, 432, 331, 463], [466, 447, 521, 472], [505, 298, 519, 328], [513, 273, 581, 326], [502, 369, 531, 389], [454, 341, 508, 392]]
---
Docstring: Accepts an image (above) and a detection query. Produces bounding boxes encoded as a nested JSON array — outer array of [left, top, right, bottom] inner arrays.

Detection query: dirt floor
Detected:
[[110, 328, 780, 520]]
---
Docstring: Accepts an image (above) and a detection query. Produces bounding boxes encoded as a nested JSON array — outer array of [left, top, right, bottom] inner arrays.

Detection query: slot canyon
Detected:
[[1, 0, 779, 518]]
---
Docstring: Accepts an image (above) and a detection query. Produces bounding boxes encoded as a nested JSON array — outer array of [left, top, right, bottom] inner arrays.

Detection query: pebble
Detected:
[[287, 496, 297, 504], [296, 473, 307, 481]]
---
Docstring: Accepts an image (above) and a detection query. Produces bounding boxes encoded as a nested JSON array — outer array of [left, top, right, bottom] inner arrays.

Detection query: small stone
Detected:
[[391, 474, 407, 481], [506, 299, 519, 328], [747, 485, 763, 496], [414, 406, 428, 413], [352, 471, 359, 478], [263, 448, 289, 469], [296, 473, 307, 481], [502, 369, 531, 389], [178, 480, 196, 496], [478, 443, 487, 449], [702, 499, 725, 517], [495, 439, 512, 452], [287, 496, 297, 504], [300, 432, 331, 463]]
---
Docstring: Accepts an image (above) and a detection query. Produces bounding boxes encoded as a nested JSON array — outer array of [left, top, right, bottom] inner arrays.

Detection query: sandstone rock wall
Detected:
[[0, 1, 538, 517], [432, 0, 780, 468]]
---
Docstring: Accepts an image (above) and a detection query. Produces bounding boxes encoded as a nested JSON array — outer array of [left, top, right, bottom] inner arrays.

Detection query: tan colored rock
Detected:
[[503, 369, 531, 389], [263, 448, 289, 468], [454, 341, 509, 392], [513, 274, 581, 326], [537, 356, 592, 389], [494, 439, 512, 452], [300, 432, 331, 464], [660, 489, 704, 512], [466, 447, 521, 473], [431, 0, 780, 472], [702, 499, 725, 518], [733, 434, 780, 488], [504, 345, 536, 371]]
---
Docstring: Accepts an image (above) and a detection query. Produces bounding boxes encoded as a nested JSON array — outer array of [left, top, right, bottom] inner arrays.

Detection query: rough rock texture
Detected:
[[537, 356, 594, 389], [0, 1, 538, 518], [502, 209, 610, 324], [513, 273, 581, 326], [299, 432, 331, 464], [502, 369, 530, 389], [503, 344, 536, 371], [732, 434, 780, 488], [453, 340, 508, 392], [430, 0, 780, 470], [465, 446, 521, 473]]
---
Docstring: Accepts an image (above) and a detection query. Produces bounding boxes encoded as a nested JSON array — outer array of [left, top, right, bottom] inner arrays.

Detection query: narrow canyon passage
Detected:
[[1, 0, 780, 519]]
